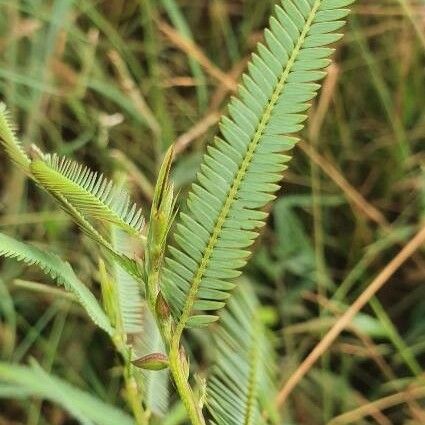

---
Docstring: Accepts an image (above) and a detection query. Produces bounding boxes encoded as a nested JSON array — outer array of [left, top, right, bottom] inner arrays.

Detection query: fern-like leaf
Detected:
[[0, 361, 134, 425], [207, 282, 277, 425], [112, 228, 144, 334], [30, 154, 145, 236], [0, 106, 144, 279], [32, 177, 142, 279], [0, 232, 113, 335], [0, 103, 31, 173], [162, 0, 353, 327]]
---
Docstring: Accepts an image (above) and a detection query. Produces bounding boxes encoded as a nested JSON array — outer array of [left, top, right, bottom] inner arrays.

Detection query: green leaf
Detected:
[[0, 232, 113, 335], [0, 103, 31, 173], [162, 0, 352, 327], [207, 282, 279, 425], [186, 315, 219, 329], [30, 154, 145, 236], [146, 146, 177, 283], [132, 353, 169, 371], [0, 362, 134, 425], [41, 187, 141, 280], [0, 106, 144, 280], [112, 228, 144, 334], [107, 227, 169, 415]]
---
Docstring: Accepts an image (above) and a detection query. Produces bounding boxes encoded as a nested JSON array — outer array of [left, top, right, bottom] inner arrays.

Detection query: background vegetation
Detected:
[[0, 0, 424, 424]]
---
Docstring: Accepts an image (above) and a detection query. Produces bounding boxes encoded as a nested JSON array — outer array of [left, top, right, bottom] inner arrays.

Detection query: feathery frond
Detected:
[[162, 0, 353, 326], [31, 175, 142, 279], [0, 105, 144, 279], [0, 362, 134, 425], [0, 232, 113, 335], [112, 228, 144, 334], [0, 103, 31, 173], [30, 154, 145, 236], [207, 282, 277, 425]]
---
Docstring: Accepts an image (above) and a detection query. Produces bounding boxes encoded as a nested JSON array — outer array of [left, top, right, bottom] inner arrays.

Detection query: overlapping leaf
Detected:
[[44, 188, 140, 277], [0, 103, 31, 172], [0, 105, 145, 279], [0, 362, 134, 425], [0, 232, 113, 335], [207, 282, 278, 425], [108, 228, 169, 415], [31, 154, 145, 236], [112, 228, 144, 334], [162, 0, 354, 326]]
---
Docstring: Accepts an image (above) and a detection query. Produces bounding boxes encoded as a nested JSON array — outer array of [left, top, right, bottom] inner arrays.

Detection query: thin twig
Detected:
[[276, 223, 425, 407], [158, 21, 237, 92], [108, 49, 161, 137], [298, 140, 389, 228], [174, 112, 220, 155], [328, 385, 425, 424]]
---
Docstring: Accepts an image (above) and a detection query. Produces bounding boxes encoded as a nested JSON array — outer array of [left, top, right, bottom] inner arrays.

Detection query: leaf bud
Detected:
[[132, 353, 169, 371]]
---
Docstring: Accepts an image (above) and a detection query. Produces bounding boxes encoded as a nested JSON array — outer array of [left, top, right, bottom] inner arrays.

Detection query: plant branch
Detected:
[[168, 340, 206, 425], [146, 265, 205, 425], [123, 362, 149, 425]]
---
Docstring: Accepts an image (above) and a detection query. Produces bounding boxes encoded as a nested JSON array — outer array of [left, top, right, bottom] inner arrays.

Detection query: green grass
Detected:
[[0, 0, 424, 424]]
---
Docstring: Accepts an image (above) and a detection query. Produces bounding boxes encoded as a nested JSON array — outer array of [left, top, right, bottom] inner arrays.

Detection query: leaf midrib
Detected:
[[244, 325, 260, 425], [32, 159, 140, 235], [175, 0, 322, 338]]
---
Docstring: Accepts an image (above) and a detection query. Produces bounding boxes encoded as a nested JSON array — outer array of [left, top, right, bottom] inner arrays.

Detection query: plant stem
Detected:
[[168, 340, 206, 425], [147, 269, 205, 425], [146, 269, 158, 313], [124, 365, 149, 425], [152, 295, 206, 425], [113, 334, 149, 425], [145, 204, 205, 425]]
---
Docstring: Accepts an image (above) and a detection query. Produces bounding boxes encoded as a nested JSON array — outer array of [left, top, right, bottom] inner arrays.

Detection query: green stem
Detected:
[[146, 265, 205, 425], [124, 366, 149, 425], [168, 340, 206, 425], [146, 268, 159, 312], [113, 335, 149, 425]]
